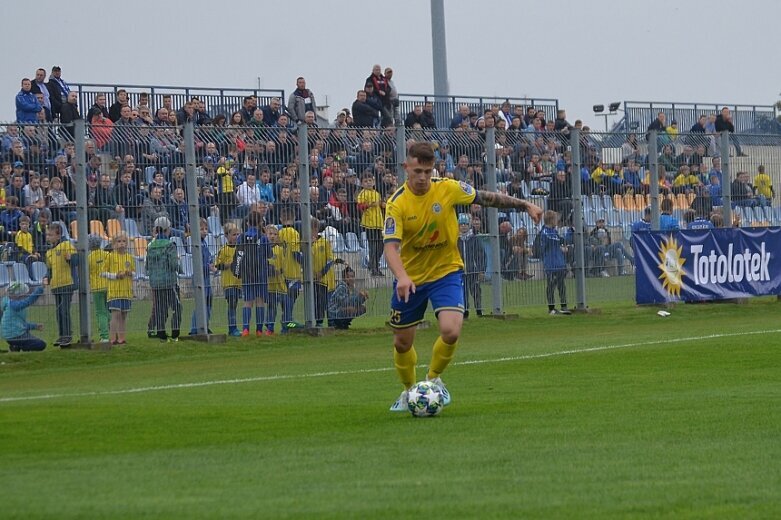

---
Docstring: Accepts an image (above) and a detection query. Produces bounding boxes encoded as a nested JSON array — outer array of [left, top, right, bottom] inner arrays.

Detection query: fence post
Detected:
[[648, 130, 660, 229], [484, 128, 504, 315], [395, 121, 406, 183], [570, 128, 587, 311], [720, 130, 732, 226], [73, 119, 92, 346], [297, 123, 316, 328], [183, 122, 210, 338]]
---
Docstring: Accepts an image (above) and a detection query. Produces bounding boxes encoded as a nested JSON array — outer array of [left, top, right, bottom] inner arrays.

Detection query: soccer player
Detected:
[[384, 142, 543, 411]]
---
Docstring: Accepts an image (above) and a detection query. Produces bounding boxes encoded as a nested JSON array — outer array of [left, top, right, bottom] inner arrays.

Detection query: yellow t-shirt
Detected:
[[312, 236, 336, 291], [45, 240, 76, 289], [278, 226, 302, 282], [215, 244, 241, 288], [755, 173, 773, 199], [357, 188, 383, 229], [89, 249, 110, 292], [15, 230, 33, 255], [383, 178, 477, 285], [268, 244, 286, 294], [217, 166, 234, 193], [104, 251, 135, 301]]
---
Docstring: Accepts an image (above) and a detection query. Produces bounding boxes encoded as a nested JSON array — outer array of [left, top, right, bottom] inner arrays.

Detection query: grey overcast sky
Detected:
[[4, 0, 780, 128]]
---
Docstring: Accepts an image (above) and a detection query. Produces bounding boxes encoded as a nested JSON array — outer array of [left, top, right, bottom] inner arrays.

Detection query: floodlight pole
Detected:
[[431, 0, 450, 128], [73, 119, 92, 346]]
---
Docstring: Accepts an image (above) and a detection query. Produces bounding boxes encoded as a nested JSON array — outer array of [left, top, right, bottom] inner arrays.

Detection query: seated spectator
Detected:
[[660, 198, 679, 231], [327, 266, 367, 330], [142, 185, 172, 236], [236, 172, 262, 218], [731, 171, 759, 208], [0, 196, 24, 241], [168, 187, 189, 233], [450, 104, 471, 129], [672, 165, 700, 195], [47, 176, 76, 224], [505, 226, 533, 280], [589, 219, 634, 276], [708, 173, 723, 207]]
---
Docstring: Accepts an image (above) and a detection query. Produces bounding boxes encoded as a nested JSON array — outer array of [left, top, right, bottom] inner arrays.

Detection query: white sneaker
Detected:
[[427, 377, 451, 406], [389, 390, 409, 412], [600, 270, 610, 278]]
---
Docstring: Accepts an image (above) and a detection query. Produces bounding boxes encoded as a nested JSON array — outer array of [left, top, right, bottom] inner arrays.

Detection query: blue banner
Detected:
[[632, 228, 781, 304]]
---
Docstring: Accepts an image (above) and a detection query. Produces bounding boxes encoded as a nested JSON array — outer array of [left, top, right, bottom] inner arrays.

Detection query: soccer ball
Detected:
[[407, 380, 444, 417]]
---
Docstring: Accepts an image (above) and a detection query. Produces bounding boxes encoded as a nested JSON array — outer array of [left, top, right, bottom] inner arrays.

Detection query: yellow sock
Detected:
[[394, 346, 417, 390], [428, 336, 457, 380]]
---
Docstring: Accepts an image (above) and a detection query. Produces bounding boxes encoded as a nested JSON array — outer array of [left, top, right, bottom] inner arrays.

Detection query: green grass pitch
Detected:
[[1, 298, 780, 519]]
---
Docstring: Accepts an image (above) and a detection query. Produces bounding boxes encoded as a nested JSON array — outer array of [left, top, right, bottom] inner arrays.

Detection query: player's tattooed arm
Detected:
[[474, 190, 528, 211]]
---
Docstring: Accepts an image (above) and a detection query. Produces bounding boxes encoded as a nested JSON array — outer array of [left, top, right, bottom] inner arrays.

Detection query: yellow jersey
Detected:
[[383, 178, 477, 285], [268, 244, 286, 294], [755, 173, 773, 199], [104, 251, 135, 301], [89, 249, 110, 292], [673, 174, 699, 188], [215, 244, 241, 289], [15, 230, 33, 255], [312, 236, 336, 291], [278, 226, 302, 282], [45, 240, 76, 289], [357, 188, 383, 229]]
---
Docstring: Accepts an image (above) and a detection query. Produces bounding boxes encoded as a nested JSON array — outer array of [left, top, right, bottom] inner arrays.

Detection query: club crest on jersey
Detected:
[[459, 181, 473, 195], [432, 203, 442, 214], [384, 217, 396, 235]]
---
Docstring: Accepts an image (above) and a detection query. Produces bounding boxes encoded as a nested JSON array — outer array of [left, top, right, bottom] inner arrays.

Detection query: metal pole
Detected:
[[648, 130, 660, 229], [183, 122, 208, 335], [395, 122, 407, 183], [73, 119, 92, 345], [297, 123, 316, 328], [430, 0, 450, 129], [484, 128, 503, 315], [720, 130, 732, 226], [570, 128, 587, 311]]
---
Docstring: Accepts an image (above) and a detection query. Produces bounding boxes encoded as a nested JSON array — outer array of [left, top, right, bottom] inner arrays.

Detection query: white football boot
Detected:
[[389, 390, 409, 412], [427, 377, 451, 406]]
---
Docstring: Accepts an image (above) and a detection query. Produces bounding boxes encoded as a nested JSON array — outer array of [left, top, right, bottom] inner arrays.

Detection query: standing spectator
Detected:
[[384, 67, 399, 120], [287, 77, 317, 124], [108, 89, 129, 122], [189, 218, 214, 336], [457, 214, 486, 318], [715, 106, 747, 157], [142, 186, 172, 236], [311, 218, 338, 327], [327, 266, 367, 330], [16, 78, 42, 123], [88, 235, 110, 344], [356, 172, 384, 276], [146, 217, 183, 342], [367, 64, 392, 127], [43, 223, 76, 346], [59, 91, 81, 138], [46, 66, 70, 119], [351, 89, 379, 128], [264, 225, 287, 334], [646, 112, 667, 148], [215, 222, 243, 336], [236, 212, 270, 337], [754, 165, 774, 205], [30, 68, 52, 121], [1, 282, 46, 352], [539, 210, 572, 315], [102, 233, 135, 345]]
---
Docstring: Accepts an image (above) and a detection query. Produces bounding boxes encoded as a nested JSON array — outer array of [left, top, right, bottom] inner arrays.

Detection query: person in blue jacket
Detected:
[[16, 78, 42, 123], [190, 218, 214, 335], [539, 210, 572, 316], [1, 282, 46, 351]]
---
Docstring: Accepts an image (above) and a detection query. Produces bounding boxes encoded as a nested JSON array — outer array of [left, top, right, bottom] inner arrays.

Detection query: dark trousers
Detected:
[[225, 287, 241, 333], [266, 291, 289, 332], [314, 283, 328, 325], [463, 273, 482, 314], [53, 285, 74, 338], [364, 227, 383, 271], [153, 286, 182, 339], [7, 333, 46, 351], [545, 270, 567, 309], [331, 318, 353, 330]]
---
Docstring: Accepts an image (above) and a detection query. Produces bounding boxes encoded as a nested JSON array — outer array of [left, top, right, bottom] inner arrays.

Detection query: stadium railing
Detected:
[[3, 117, 781, 346]]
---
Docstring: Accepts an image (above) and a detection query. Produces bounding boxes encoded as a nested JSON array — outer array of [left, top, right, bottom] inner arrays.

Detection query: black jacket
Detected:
[[715, 114, 735, 133], [458, 233, 486, 275]]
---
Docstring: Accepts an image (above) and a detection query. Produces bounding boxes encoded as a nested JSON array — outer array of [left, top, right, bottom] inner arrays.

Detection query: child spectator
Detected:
[[279, 208, 303, 329], [236, 212, 270, 337], [88, 235, 110, 343], [264, 225, 287, 335], [708, 173, 723, 207], [190, 218, 215, 335], [215, 222, 242, 336], [15, 215, 39, 271], [539, 210, 572, 316], [457, 214, 486, 318], [754, 165, 774, 206], [102, 232, 134, 345], [356, 172, 384, 276], [0, 196, 24, 241], [310, 218, 339, 327], [327, 267, 367, 330], [43, 222, 76, 346], [1, 282, 46, 351], [146, 216, 182, 342], [31, 208, 51, 255]]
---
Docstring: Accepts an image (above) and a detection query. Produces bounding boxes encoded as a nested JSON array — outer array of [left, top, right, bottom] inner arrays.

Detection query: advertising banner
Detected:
[[633, 228, 781, 304]]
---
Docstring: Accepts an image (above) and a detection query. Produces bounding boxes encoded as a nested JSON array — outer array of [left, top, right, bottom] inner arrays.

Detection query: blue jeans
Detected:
[[8, 333, 46, 351]]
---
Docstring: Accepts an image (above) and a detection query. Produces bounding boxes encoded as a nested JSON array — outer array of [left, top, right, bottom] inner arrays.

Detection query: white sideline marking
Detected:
[[1, 328, 779, 404]]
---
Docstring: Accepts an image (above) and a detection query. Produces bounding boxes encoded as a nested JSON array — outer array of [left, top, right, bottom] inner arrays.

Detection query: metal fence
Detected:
[[2, 117, 781, 348]]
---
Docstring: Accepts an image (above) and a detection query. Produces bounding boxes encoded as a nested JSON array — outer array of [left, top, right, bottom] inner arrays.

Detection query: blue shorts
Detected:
[[389, 270, 464, 329], [108, 298, 131, 311], [243, 283, 268, 302]]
